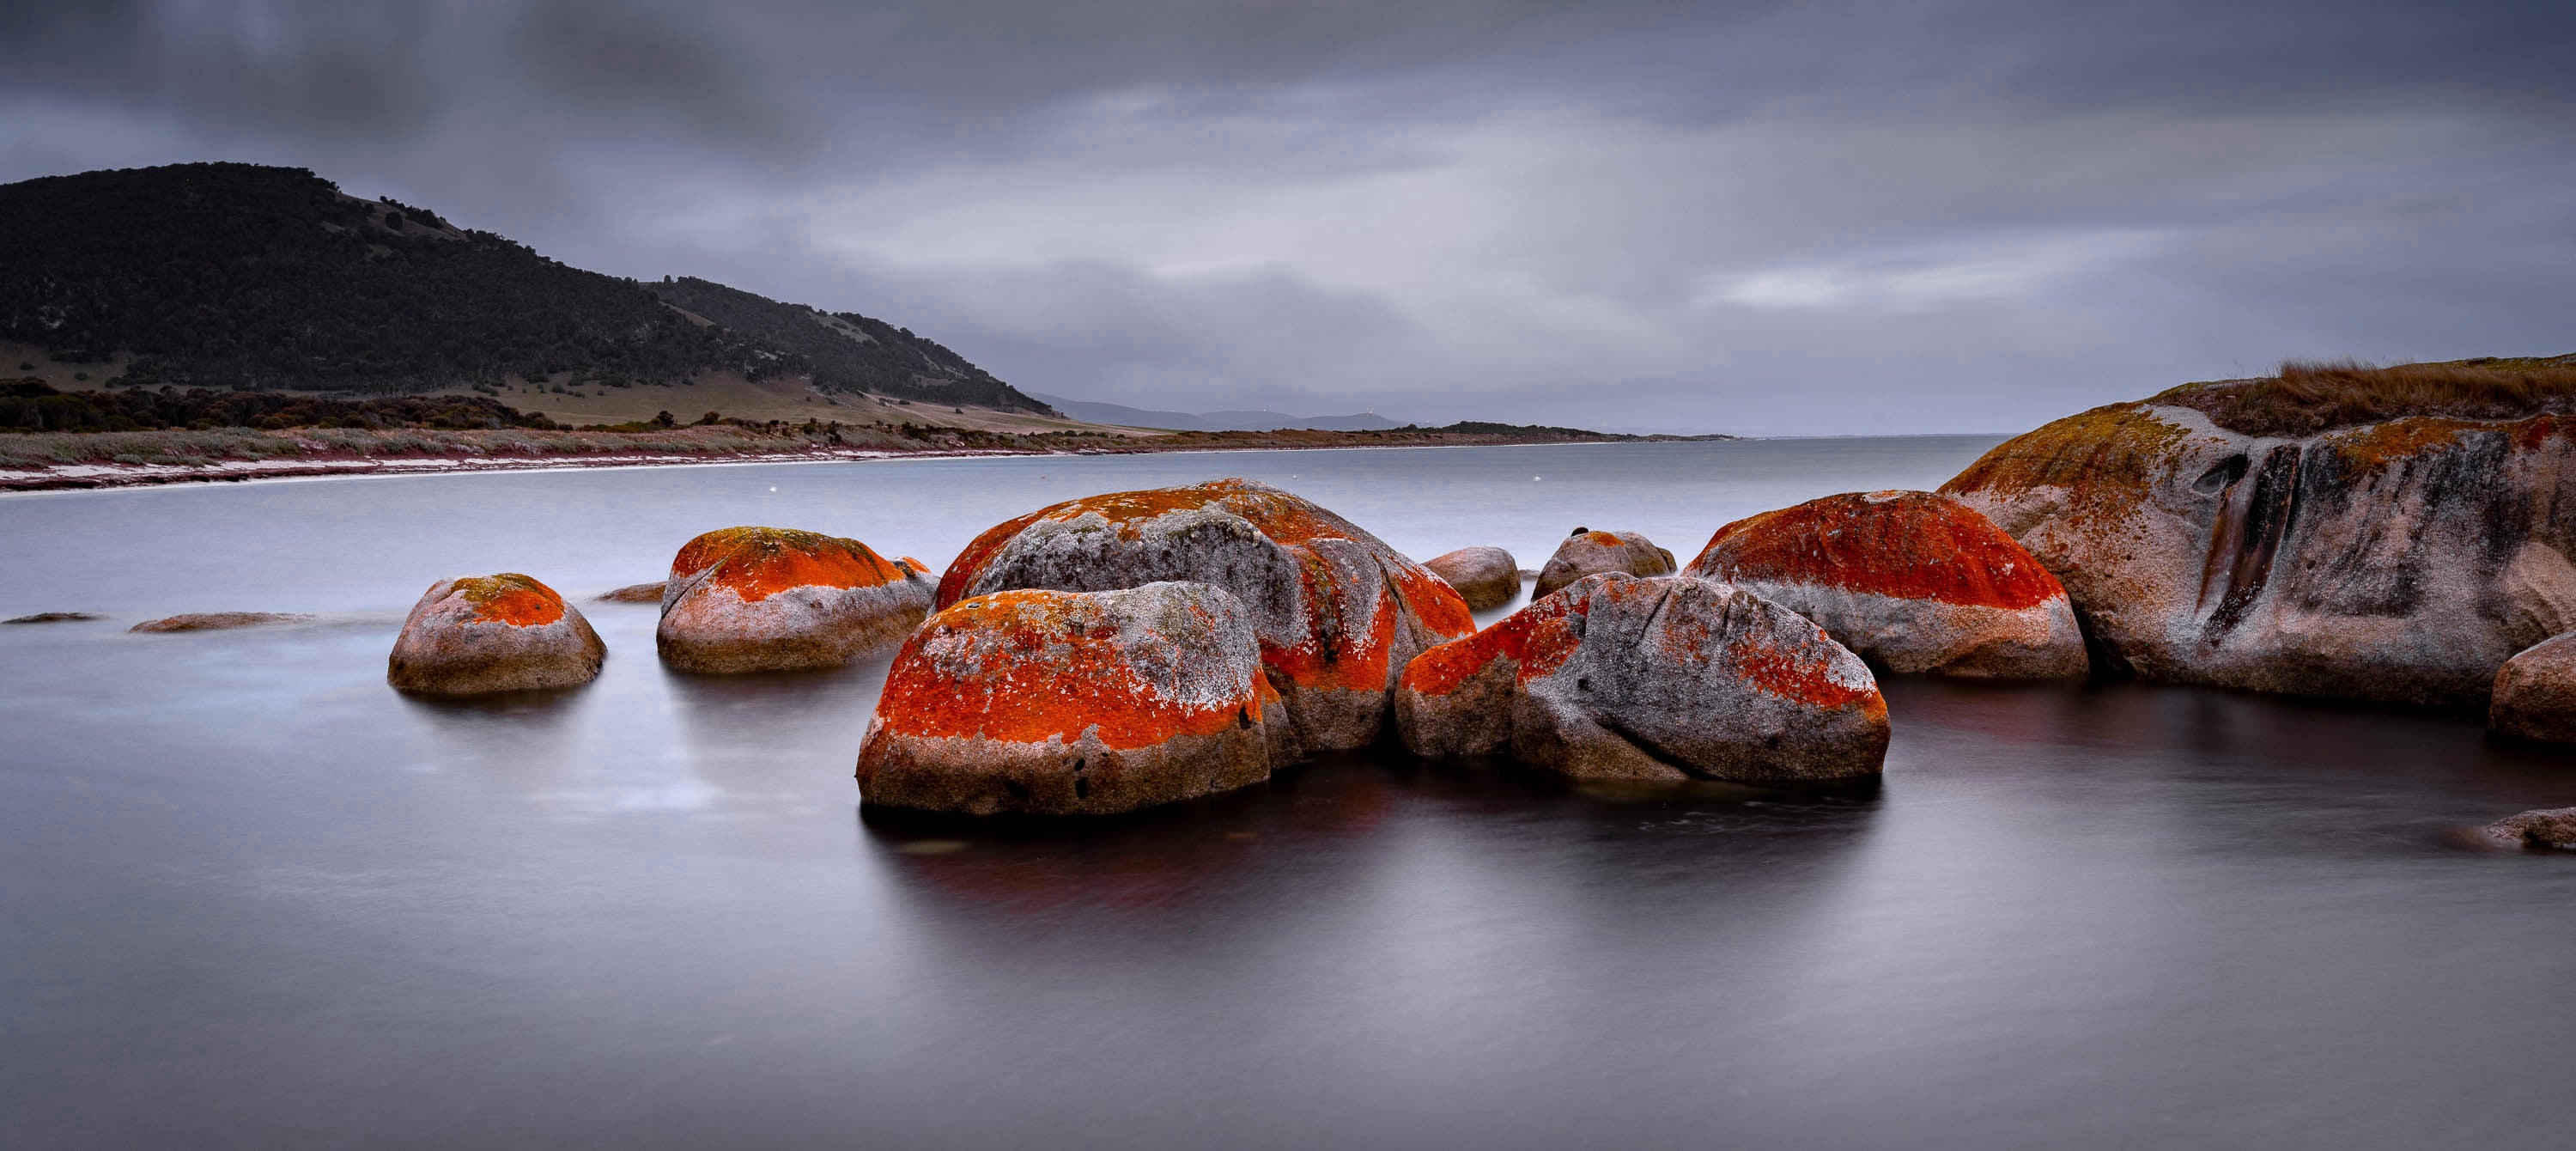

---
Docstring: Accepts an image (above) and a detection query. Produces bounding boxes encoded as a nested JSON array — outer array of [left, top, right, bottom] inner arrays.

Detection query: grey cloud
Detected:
[[3, 0, 2570, 434]]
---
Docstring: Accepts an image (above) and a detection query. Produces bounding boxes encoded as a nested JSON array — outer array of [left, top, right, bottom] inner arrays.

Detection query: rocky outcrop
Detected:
[[657, 527, 933, 673], [597, 582, 666, 603], [2491, 633, 2576, 745], [937, 478, 1475, 751], [1686, 490, 2087, 679], [130, 612, 316, 632], [2475, 807, 2576, 851], [387, 574, 604, 695], [1532, 528, 1675, 599], [856, 582, 1299, 816], [1943, 399, 2576, 709], [3, 612, 100, 624], [1395, 573, 1889, 783], [1424, 545, 1520, 610]]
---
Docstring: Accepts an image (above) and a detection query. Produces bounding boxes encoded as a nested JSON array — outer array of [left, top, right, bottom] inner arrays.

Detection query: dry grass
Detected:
[[2159, 354, 2576, 436]]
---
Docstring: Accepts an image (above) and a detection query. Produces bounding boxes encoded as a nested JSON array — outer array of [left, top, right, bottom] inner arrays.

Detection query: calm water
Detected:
[[4, 439, 2573, 1148]]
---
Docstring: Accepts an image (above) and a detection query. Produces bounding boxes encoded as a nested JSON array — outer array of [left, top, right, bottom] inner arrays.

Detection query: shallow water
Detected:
[[3, 438, 2573, 1148]]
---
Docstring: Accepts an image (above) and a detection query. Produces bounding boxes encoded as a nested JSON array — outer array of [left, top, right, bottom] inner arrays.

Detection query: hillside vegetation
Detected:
[[648, 278, 1043, 412], [2156, 355, 2576, 436], [0, 162, 1050, 412]]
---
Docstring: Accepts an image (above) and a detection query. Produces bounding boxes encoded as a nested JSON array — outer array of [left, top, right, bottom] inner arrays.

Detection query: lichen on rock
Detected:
[[1531, 528, 1675, 599], [1943, 387, 2576, 709], [1686, 490, 2086, 679], [857, 582, 1300, 816], [387, 573, 603, 695], [657, 525, 933, 673], [935, 478, 1474, 751], [1395, 573, 1888, 783]]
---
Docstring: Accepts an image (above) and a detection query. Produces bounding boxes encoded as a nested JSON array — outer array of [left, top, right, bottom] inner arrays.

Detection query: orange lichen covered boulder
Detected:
[[857, 582, 1300, 816], [1423, 545, 1520, 611], [387, 573, 604, 695], [657, 526, 933, 673], [1944, 394, 2576, 708], [1686, 490, 2086, 679], [2490, 633, 2576, 746], [1394, 573, 1888, 783], [1531, 528, 1675, 599], [936, 478, 1474, 751]]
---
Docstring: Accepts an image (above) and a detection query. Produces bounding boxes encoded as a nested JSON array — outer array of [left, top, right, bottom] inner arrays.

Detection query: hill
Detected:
[[0, 162, 1051, 412], [1029, 391, 1404, 431]]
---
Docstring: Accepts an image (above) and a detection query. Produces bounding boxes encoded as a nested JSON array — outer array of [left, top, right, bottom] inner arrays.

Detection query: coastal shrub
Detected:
[[2159, 356, 2576, 436]]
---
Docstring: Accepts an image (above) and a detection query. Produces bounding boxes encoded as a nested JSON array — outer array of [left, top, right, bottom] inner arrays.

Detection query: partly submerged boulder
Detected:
[[1532, 528, 1675, 599], [1424, 545, 1520, 611], [596, 582, 667, 604], [1942, 368, 2576, 709], [1395, 573, 1888, 783], [2491, 633, 2576, 746], [657, 527, 933, 673], [1686, 490, 2086, 679], [387, 574, 604, 695], [130, 611, 316, 633], [937, 478, 1475, 751], [856, 582, 1300, 816], [2475, 807, 2576, 851]]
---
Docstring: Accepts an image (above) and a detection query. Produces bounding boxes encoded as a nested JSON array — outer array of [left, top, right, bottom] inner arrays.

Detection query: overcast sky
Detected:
[[4, 1, 2569, 434]]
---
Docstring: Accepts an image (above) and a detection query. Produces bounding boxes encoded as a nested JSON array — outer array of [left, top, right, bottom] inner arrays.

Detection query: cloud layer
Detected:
[[5, 0, 2570, 433]]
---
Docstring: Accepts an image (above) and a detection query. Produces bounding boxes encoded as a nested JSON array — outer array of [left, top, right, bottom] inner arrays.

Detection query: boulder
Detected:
[[856, 582, 1300, 816], [1424, 545, 1520, 610], [2476, 807, 2576, 851], [1532, 527, 1675, 599], [2491, 633, 2576, 745], [130, 611, 316, 632], [1943, 381, 2576, 709], [937, 478, 1475, 751], [596, 582, 667, 603], [387, 574, 604, 695], [1686, 490, 2087, 679], [657, 527, 933, 673], [1395, 573, 1889, 783]]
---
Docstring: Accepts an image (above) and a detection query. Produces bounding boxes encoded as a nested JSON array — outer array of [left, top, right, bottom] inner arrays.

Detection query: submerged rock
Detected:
[[2491, 633, 2576, 746], [857, 582, 1299, 816], [937, 478, 1474, 751], [3, 612, 101, 624], [387, 573, 604, 695], [2476, 807, 2576, 851], [1424, 545, 1520, 610], [1686, 490, 2087, 679], [131, 612, 316, 632], [1395, 573, 1889, 783], [1942, 392, 2576, 708], [657, 527, 933, 673], [596, 582, 667, 603], [1532, 527, 1675, 599]]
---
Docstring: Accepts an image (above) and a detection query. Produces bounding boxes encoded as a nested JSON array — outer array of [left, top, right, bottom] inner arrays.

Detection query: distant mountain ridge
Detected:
[[0, 162, 1051, 412], [1030, 392, 1403, 432]]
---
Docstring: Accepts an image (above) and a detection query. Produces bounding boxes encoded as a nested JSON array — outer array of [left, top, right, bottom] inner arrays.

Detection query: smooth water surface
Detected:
[[4, 438, 2573, 1148]]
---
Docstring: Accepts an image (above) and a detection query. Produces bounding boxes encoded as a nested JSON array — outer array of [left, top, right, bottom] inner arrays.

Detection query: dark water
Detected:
[[3, 440, 2573, 1148]]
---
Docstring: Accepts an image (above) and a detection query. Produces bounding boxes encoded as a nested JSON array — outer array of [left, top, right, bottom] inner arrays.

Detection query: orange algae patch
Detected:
[[2322, 417, 2476, 471], [1693, 491, 2064, 610], [876, 590, 1252, 750], [934, 480, 1476, 673], [937, 509, 1046, 609], [1727, 636, 1881, 709], [452, 573, 564, 627], [1400, 594, 1588, 696], [671, 527, 903, 602]]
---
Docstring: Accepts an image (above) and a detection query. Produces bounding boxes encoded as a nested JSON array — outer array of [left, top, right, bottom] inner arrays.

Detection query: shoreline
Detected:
[[0, 425, 1737, 495]]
